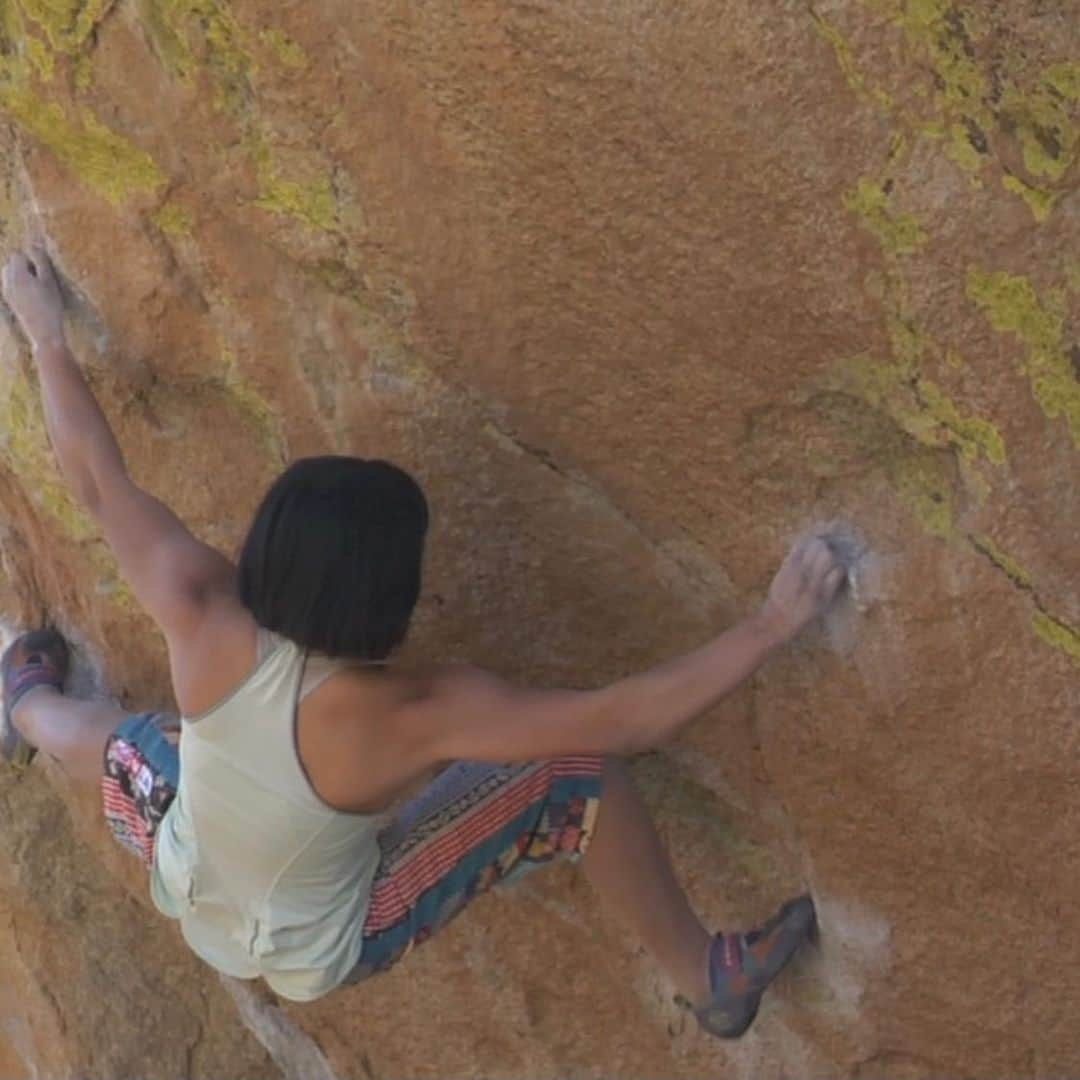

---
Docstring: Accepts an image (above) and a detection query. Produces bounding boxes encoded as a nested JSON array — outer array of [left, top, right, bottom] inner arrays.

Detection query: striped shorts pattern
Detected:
[[100, 713, 604, 989], [346, 756, 604, 983], [101, 712, 180, 865]]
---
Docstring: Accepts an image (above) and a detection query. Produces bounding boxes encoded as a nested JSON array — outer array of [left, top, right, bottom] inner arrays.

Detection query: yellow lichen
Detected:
[[997, 64, 1080, 185], [1002, 175, 1058, 223], [914, 378, 1006, 464], [839, 355, 1005, 466], [882, 0, 988, 109], [136, 0, 254, 114], [151, 200, 193, 236], [216, 348, 286, 463], [260, 27, 306, 71], [16, 0, 114, 53], [893, 452, 955, 540], [967, 269, 1080, 447], [1031, 611, 1080, 667], [0, 88, 165, 204], [0, 365, 137, 609], [72, 51, 93, 90], [0, 368, 97, 542], [246, 128, 338, 231], [967, 534, 1032, 589], [887, 308, 927, 368], [844, 178, 927, 255], [809, 8, 893, 112], [943, 121, 985, 174], [24, 34, 53, 78], [1065, 258, 1080, 294], [135, 0, 196, 81], [1045, 61, 1080, 101], [253, 175, 336, 231]]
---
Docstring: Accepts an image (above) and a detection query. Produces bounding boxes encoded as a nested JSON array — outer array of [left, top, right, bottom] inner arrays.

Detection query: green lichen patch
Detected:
[[881, 0, 988, 109], [809, 8, 893, 111], [0, 367, 97, 542], [24, 33, 53, 78], [913, 378, 1005, 465], [1002, 176, 1058, 223], [997, 62, 1080, 185], [942, 120, 985, 174], [17, 0, 115, 54], [1031, 611, 1080, 667], [1065, 258, 1080, 295], [838, 354, 1004, 463], [1045, 61, 1080, 101], [844, 178, 927, 255], [151, 200, 193, 236], [809, 380, 962, 541], [215, 348, 286, 463], [967, 533, 1033, 589], [967, 269, 1080, 447], [892, 450, 956, 539], [246, 128, 338, 232], [0, 367, 136, 609], [260, 28, 306, 71], [0, 88, 165, 203], [136, 0, 254, 115], [253, 175, 336, 231]]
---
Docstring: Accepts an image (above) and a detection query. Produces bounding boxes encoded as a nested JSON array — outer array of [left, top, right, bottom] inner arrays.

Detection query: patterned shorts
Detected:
[[102, 712, 180, 865], [101, 713, 605, 983], [346, 756, 604, 982]]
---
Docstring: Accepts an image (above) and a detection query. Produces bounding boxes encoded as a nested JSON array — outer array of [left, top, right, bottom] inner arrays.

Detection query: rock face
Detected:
[[0, 1, 1077, 1077]]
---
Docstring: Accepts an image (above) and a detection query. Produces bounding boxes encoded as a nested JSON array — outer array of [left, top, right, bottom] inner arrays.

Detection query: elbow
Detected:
[[72, 475, 104, 518], [591, 685, 651, 756]]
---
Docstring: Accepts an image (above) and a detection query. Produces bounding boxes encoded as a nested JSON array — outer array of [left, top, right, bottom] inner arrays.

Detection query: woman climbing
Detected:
[[0, 247, 844, 1040]]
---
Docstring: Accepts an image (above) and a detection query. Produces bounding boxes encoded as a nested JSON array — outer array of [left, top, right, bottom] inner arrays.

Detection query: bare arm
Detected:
[[395, 538, 844, 767], [2, 248, 235, 637]]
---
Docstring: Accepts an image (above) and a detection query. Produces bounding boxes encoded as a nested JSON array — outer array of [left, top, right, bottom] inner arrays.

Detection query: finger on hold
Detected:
[[809, 539, 834, 578], [791, 533, 815, 563], [30, 245, 52, 278], [825, 565, 846, 592]]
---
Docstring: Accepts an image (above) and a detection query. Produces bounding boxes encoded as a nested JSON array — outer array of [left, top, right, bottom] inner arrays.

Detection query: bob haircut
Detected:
[[237, 457, 429, 660]]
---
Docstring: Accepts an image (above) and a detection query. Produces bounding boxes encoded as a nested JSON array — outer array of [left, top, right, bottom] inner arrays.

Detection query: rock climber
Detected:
[[0, 247, 845, 1040]]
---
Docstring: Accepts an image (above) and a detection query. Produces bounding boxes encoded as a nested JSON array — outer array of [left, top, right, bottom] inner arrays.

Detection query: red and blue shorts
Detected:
[[101, 713, 604, 983]]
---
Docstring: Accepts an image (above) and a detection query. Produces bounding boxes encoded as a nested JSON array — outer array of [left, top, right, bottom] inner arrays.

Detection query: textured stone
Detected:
[[0, 1, 1077, 1077]]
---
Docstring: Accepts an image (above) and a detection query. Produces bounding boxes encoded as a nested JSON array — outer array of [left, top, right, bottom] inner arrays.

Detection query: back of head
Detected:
[[237, 457, 429, 660]]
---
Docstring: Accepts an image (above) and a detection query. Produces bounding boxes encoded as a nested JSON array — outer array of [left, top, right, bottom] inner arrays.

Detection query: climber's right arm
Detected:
[[2, 249, 236, 639], [400, 537, 844, 765]]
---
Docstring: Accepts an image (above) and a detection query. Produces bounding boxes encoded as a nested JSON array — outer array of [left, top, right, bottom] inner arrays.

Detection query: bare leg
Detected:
[[12, 687, 125, 784], [582, 756, 712, 1007]]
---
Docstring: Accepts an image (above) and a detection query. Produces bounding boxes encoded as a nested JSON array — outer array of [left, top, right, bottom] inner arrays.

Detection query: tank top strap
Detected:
[[256, 625, 280, 663], [298, 653, 349, 702]]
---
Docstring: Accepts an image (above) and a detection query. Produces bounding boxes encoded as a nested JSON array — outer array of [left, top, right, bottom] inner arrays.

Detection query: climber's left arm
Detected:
[[2, 249, 235, 636]]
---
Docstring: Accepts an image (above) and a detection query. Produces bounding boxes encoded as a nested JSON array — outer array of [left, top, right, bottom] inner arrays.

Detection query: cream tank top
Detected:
[[149, 628, 383, 1002]]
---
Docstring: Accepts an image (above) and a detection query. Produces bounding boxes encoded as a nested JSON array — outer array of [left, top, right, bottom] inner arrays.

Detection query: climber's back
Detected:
[[152, 626, 384, 1001], [147, 456, 432, 999]]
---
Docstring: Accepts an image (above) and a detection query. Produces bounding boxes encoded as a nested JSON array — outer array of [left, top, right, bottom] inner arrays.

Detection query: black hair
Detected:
[[237, 457, 429, 660]]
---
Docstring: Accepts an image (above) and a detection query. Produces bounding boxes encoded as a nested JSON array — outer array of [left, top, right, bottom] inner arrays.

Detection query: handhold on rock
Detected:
[[815, 520, 876, 615]]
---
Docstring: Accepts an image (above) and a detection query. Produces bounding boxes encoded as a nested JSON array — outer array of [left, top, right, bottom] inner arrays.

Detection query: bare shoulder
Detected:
[[166, 588, 260, 718], [412, 662, 507, 703], [297, 662, 437, 813]]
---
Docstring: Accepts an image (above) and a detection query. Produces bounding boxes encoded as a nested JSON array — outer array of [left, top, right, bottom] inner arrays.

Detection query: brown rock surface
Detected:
[[0, 1, 1077, 1077]]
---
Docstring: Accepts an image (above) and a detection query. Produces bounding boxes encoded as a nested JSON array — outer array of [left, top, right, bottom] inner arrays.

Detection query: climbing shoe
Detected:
[[1, 627, 70, 769], [695, 893, 816, 1039]]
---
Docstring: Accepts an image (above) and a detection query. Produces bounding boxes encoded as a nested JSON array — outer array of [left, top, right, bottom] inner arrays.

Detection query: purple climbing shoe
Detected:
[[695, 894, 817, 1039], [1, 627, 70, 769]]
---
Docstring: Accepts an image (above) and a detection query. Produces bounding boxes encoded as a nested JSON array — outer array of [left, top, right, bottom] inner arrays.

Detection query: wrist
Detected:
[[748, 604, 791, 652]]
